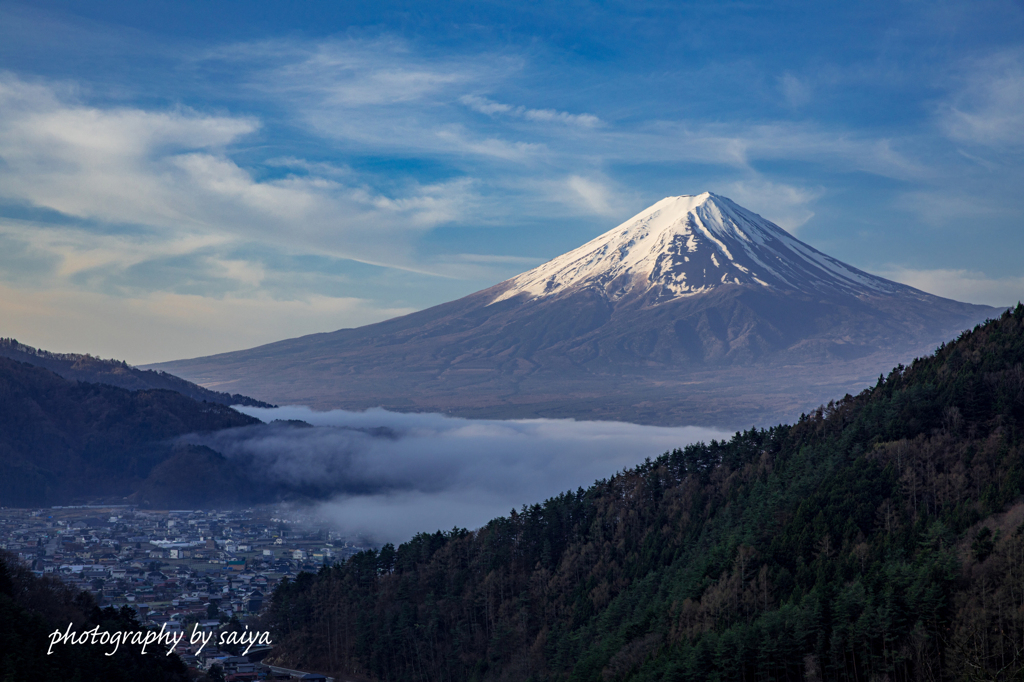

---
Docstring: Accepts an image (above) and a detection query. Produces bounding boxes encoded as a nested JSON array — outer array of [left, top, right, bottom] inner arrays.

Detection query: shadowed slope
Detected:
[[0, 357, 259, 506]]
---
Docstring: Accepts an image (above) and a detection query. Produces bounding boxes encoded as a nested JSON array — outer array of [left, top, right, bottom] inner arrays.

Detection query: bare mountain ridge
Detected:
[[149, 193, 998, 426]]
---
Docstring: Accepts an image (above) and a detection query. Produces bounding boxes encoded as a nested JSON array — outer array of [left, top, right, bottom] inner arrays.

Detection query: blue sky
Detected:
[[1, 0, 1023, 364]]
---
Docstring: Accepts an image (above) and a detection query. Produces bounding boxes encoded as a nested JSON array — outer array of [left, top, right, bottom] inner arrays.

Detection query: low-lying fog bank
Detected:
[[203, 406, 732, 544]]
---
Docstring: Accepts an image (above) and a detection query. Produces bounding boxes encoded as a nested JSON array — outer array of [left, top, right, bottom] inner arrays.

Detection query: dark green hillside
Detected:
[[0, 357, 259, 506], [266, 304, 1024, 682]]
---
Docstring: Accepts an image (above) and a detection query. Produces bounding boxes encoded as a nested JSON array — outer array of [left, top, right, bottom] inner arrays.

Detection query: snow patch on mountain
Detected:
[[491, 192, 906, 305]]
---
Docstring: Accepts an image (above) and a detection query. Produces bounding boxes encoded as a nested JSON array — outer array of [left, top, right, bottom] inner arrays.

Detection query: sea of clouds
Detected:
[[197, 406, 732, 544]]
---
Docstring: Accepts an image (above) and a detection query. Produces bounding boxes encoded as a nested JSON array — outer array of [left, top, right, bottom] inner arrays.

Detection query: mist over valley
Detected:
[[189, 405, 732, 543]]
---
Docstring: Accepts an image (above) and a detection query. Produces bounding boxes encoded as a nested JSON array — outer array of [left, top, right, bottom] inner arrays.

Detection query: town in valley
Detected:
[[0, 504, 362, 680]]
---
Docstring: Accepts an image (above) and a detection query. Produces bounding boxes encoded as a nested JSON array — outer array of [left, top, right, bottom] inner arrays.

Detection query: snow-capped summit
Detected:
[[492, 192, 902, 305]]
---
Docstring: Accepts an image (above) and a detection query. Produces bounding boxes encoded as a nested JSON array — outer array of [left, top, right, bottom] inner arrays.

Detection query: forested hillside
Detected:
[[0, 550, 190, 681], [0, 357, 259, 506], [266, 304, 1024, 682]]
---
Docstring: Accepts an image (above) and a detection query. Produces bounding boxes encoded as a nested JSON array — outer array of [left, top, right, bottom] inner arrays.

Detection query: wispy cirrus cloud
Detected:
[[564, 175, 625, 216], [460, 94, 602, 128], [200, 37, 921, 180], [719, 179, 824, 233], [778, 73, 812, 108], [939, 50, 1024, 149], [221, 37, 488, 106], [218, 38, 528, 158]]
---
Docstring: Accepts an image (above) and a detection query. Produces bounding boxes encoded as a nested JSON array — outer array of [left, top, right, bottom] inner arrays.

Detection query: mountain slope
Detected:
[[0, 357, 260, 506], [0, 338, 274, 408], [151, 193, 997, 426], [0, 356, 408, 508], [265, 304, 1024, 682]]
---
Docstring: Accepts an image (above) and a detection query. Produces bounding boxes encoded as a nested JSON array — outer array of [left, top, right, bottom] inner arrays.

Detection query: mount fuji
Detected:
[[492, 193, 905, 305], [150, 193, 997, 426]]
